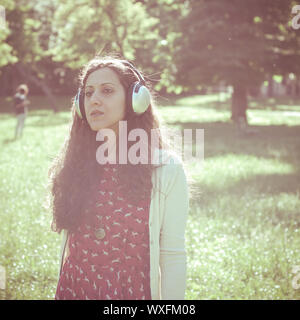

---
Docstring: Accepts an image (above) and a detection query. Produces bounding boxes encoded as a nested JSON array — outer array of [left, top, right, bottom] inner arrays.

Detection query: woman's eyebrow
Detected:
[[85, 82, 115, 89]]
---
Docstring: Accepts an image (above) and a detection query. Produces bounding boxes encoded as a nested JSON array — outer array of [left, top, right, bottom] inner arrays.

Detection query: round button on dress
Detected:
[[55, 163, 152, 300], [94, 228, 106, 240]]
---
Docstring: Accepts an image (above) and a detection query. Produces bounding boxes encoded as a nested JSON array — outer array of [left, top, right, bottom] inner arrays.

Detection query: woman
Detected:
[[48, 56, 190, 300], [13, 84, 29, 139]]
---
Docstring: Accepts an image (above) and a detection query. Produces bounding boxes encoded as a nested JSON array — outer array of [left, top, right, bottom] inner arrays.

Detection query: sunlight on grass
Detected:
[[175, 93, 231, 106], [158, 105, 231, 123], [195, 154, 296, 189], [276, 105, 300, 111], [248, 110, 300, 126]]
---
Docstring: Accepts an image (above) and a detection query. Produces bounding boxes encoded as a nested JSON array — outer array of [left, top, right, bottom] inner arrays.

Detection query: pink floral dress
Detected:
[[55, 163, 152, 300]]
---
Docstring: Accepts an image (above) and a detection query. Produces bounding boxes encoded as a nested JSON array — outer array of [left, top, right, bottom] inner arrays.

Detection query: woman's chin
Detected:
[[88, 121, 106, 132], [88, 119, 120, 133]]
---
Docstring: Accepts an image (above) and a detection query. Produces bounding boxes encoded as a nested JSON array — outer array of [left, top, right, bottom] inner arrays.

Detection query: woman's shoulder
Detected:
[[152, 148, 188, 192], [152, 148, 183, 168]]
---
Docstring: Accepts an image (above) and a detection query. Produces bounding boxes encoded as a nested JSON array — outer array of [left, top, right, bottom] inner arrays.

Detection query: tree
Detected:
[[173, 0, 296, 124], [133, 0, 189, 93], [0, 0, 17, 69], [270, 1, 300, 97], [2, 0, 62, 111], [49, 0, 159, 69], [1, 0, 160, 109]]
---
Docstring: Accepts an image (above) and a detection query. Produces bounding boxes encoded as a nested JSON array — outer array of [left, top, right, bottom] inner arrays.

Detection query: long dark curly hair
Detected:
[[48, 56, 170, 233]]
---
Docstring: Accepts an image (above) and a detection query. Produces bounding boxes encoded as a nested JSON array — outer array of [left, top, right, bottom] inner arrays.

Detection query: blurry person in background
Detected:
[[14, 84, 30, 139]]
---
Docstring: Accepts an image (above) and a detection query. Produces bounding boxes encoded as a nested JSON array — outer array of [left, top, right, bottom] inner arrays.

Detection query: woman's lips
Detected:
[[90, 110, 104, 117]]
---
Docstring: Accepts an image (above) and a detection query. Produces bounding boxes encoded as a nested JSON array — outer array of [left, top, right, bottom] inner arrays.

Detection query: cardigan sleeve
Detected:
[[159, 160, 189, 300]]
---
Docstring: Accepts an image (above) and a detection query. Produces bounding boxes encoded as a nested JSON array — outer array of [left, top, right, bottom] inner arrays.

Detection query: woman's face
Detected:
[[84, 67, 126, 133]]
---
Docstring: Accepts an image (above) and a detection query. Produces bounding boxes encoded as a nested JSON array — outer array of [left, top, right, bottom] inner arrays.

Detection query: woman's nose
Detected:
[[90, 90, 102, 105]]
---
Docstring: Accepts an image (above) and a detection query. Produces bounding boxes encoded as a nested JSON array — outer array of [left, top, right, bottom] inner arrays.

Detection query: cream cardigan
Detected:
[[58, 149, 189, 300]]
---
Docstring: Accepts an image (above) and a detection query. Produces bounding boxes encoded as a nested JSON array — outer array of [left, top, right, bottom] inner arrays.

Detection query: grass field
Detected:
[[0, 94, 299, 300]]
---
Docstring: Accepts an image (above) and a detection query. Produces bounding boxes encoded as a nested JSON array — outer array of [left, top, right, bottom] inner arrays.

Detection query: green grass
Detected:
[[0, 94, 299, 299]]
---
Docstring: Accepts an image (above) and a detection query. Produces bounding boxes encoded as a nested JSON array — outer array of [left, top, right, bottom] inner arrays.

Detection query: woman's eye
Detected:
[[85, 88, 113, 97], [103, 88, 113, 94]]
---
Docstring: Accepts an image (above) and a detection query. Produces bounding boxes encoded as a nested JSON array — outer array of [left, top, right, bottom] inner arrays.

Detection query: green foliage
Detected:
[[5, 1, 43, 63], [0, 0, 299, 96], [174, 0, 298, 89], [0, 0, 17, 67], [49, 0, 159, 68]]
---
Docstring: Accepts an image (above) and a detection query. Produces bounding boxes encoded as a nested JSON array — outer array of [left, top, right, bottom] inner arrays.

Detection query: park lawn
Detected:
[[0, 94, 299, 299]]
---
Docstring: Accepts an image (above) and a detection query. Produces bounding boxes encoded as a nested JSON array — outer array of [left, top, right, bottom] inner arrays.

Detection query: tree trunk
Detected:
[[267, 74, 274, 97], [0, 66, 12, 96], [15, 63, 58, 112], [231, 82, 248, 124]]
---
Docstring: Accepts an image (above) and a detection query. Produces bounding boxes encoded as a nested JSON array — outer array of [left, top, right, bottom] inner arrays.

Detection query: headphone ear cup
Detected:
[[75, 88, 86, 120], [75, 90, 82, 119], [132, 82, 151, 114]]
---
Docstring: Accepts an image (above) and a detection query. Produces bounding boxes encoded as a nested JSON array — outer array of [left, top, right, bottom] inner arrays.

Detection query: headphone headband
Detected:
[[121, 60, 146, 84]]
